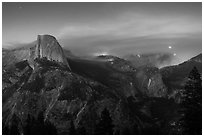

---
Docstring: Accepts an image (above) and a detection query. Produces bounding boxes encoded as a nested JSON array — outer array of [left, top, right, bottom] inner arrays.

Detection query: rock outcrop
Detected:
[[3, 48, 31, 69], [34, 35, 71, 69], [3, 35, 71, 70], [134, 66, 167, 97]]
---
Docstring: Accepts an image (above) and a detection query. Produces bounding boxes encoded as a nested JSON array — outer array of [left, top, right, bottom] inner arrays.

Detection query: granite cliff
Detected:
[[3, 35, 71, 70]]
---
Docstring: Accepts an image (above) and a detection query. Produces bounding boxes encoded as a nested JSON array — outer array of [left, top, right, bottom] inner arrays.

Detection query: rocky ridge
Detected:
[[3, 35, 71, 70]]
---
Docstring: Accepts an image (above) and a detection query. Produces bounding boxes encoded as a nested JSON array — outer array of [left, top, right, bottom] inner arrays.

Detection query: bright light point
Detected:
[[137, 54, 141, 58], [168, 46, 172, 49], [93, 51, 109, 56], [108, 58, 114, 61], [100, 52, 108, 56], [173, 53, 176, 56]]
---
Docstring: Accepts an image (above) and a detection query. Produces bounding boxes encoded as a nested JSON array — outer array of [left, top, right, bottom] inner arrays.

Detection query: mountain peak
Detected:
[[34, 34, 71, 69]]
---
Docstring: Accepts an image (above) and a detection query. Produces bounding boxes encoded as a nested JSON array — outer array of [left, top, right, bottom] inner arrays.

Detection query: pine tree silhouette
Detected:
[[2, 125, 10, 135], [95, 108, 114, 135], [69, 119, 76, 135], [77, 126, 87, 135], [23, 114, 33, 134], [9, 114, 20, 135], [44, 120, 58, 134], [2, 114, 20, 135], [179, 67, 202, 135], [23, 112, 57, 135]]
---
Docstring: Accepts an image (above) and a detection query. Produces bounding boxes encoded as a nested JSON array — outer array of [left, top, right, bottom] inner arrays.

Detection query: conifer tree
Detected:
[[9, 114, 20, 135], [69, 120, 76, 135], [95, 108, 114, 135], [179, 67, 202, 134]]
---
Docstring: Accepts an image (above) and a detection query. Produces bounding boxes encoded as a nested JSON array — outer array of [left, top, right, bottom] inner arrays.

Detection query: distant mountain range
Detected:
[[2, 35, 201, 135]]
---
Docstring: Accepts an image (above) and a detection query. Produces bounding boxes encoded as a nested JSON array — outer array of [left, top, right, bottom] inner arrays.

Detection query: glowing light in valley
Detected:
[[137, 54, 141, 58], [168, 46, 172, 49], [93, 51, 109, 56]]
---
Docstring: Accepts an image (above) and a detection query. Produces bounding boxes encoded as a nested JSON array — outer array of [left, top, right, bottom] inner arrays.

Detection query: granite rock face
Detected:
[[3, 35, 71, 70], [34, 35, 71, 69], [3, 48, 31, 69], [134, 67, 167, 97]]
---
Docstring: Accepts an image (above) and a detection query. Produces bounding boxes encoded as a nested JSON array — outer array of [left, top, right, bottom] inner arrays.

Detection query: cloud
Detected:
[[125, 52, 175, 68], [57, 11, 201, 58], [142, 53, 174, 68], [58, 12, 201, 39]]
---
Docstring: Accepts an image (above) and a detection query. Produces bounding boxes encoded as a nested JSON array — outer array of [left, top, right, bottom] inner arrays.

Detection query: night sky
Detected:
[[2, 2, 202, 65]]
